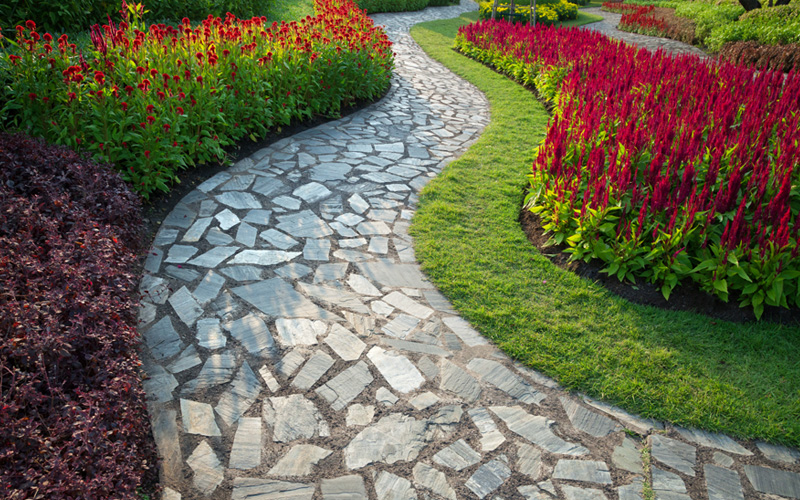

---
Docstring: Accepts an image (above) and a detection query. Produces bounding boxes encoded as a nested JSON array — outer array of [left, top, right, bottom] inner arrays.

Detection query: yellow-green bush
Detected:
[[478, 0, 576, 23]]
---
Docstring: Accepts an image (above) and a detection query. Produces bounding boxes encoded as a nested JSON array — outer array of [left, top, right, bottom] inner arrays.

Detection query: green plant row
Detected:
[[354, 0, 459, 14], [0, 0, 394, 198], [478, 0, 580, 24]]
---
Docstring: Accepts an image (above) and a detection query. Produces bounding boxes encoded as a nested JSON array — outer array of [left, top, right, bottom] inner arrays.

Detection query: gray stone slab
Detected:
[[368, 236, 390, 254], [219, 265, 262, 282], [367, 346, 425, 394], [230, 417, 262, 470], [312, 163, 352, 181], [225, 314, 275, 354], [182, 352, 237, 393], [138, 302, 157, 327], [613, 436, 644, 474], [345, 413, 432, 469], [316, 361, 374, 411], [187, 246, 239, 268], [410, 392, 439, 410], [465, 408, 504, 452], [215, 362, 263, 425], [345, 275, 381, 297], [561, 397, 621, 438], [216, 191, 261, 209], [243, 209, 272, 226], [163, 204, 196, 228], [164, 264, 200, 282], [465, 459, 512, 499], [704, 465, 743, 500], [220, 174, 254, 191], [356, 220, 391, 235], [193, 270, 225, 305], [417, 356, 440, 380], [561, 485, 609, 500], [166, 345, 202, 373], [197, 172, 231, 192], [276, 350, 306, 379], [413, 463, 456, 500], [276, 210, 334, 238], [322, 475, 368, 500], [304, 239, 331, 261], [236, 222, 258, 247], [346, 404, 375, 427], [293, 182, 332, 203], [355, 260, 430, 289], [333, 249, 372, 262], [442, 316, 487, 346], [275, 262, 312, 279], [314, 263, 349, 283], [583, 397, 663, 435], [617, 478, 645, 500], [348, 194, 370, 214], [142, 363, 178, 402], [206, 227, 234, 245], [320, 196, 344, 216], [433, 439, 481, 471], [269, 444, 332, 477], [258, 366, 281, 392], [261, 228, 300, 249], [187, 440, 224, 495], [422, 290, 455, 313], [467, 359, 545, 405], [757, 441, 800, 464], [649, 435, 697, 477], [182, 217, 213, 242], [231, 278, 341, 320], [275, 318, 327, 346], [337, 213, 365, 226], [516, 441, 544, 480], [331, 222, 360, 237], [252, 176, 287, 197], [228, 249, 301, 266], [199, 199, 218, 217], [382, 314, 420, 338], [292, 351, 335, 390], [165, 244, 199, 264], [196, 318, 226, 350], [383, 291, 434, 319], [675, 427, 752, 456], [154, 228, 179, 246], [553, 460, 612, 484], [215, 208, 241, 230], [151, 409, 182, 484], [181, 399, 221, 437], [339, 237, 367, 248], [344, 311, 376, 337], [374, 471, 417, 500], [299, 282, 369, 314], [439, 359, 480, 401], [325, 324, 367, 361], [490, 406, 589, 456], [376, 387, 399, 406], [144, 316, 184, 360], [744, 465, 800, 498], [264, 394, 330, 444], [713, 452, 734, 467], [652, 467, 690, 500], [231, 478, 314, 500]]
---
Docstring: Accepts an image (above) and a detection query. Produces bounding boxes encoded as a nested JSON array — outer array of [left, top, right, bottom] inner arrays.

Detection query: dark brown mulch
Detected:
[[719, 40, 800, 72], [518, 205, 800, 326]]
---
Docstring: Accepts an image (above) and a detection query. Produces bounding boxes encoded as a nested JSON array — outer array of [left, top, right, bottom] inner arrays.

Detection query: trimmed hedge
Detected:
[[0, 132, 155, 499], [355, 0, 458, 14]]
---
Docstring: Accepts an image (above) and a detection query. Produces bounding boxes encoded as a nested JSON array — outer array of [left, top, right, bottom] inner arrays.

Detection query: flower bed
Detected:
[[0, 132, 155, 499], [478, 0, 579, 25], [455, 19, 800, 318], [0, 0, 393, 198]]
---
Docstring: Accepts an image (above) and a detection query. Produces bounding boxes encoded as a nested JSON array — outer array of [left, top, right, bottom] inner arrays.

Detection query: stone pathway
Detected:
[[138, 2, 800, 499]]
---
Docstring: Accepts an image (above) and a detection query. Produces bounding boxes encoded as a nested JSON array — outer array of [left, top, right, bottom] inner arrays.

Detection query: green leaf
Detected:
[[713, 279, 728, 294], [661, 283, 672, 301]]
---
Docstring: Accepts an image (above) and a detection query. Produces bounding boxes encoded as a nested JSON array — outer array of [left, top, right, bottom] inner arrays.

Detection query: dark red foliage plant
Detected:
[[0, 132, 157, 499]]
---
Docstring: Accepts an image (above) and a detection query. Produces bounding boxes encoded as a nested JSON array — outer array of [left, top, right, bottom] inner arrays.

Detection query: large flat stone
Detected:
[[744, 465, 800, 498], [382, 291, 434, 319], [293, 182, 332, 203], [367, 346, 425, 394], [344, 413, 432, 469], [316, 361, 374, 411], [230, 417, 262, 470], [383, 338, 450, 357], [651, 467, 690, 500], [561, 397, 621, 438], [181, 352, 237, 393], [181, 398, 221, 436], [304, 239, 331, 261], [142, 363, 178, 403], [613, 436, 644, 475], [356, 260, 431, 288], [553, 460, 612, 484], [469, 408, 505, 452], [192, 271, 225, 305], [165, 244, 198, 263], [292, 351, 335, 390], [276, 210, 333, 238], [704, 465, 743, 500], [268, 444, 332, 477], [298, 283, 369, 314], [231, 278, 341, 320], [675, 427, 753, 456], [649, 435, 697, 477], [197, 318, 226, 349], [168, 286, 204, 327], [439, 359, 481, 402], [465, 459, 512, 499], [224, 314, 275, 355], [561, 485, 609, 500], [374, 471, 417, 500], [144, 316, 184, 361], [467, 359, 545, 405], [490, 406, 589, 456], [166, 345, 201, 373], [215, 362, 263, 425], [187, 441, 224, 495], [231, 478, 314, 500], [347, 274, 382, 296], [275, 318, 327, 346], [187, 245, 239, 268], [324, 324, 367, 361], [413, 463, 456, 500], [151, 409, 182, 484], [433, 439, 481, 471], [442, 316, 487, 346], [216, 191, 261, 209], [228, 249, 301, 266], [321, 475, 368, 500], [757, 441, 800, 464], [382, 315, 420, 338], [263, 394, 329, 442]]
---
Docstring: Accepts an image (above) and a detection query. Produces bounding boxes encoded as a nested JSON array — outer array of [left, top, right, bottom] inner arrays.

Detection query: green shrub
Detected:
[[478, 0, 577, 23], [704, 3, 800, 51], [427, 0, 460, 6], [673, 1, 743, 43], [356, 0, 428, 13]]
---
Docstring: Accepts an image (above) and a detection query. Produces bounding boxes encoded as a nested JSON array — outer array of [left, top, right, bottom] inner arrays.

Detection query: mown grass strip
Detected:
[[409, 11, 800, 446]]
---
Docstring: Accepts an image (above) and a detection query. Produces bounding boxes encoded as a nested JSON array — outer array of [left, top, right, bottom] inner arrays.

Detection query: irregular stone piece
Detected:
[[490, 406, 589, 456], [232, 278, 340, 320], [231, 478, 314, 500], [383, 338, 450, 357], [230, 417, 262, 470], [193, 270, 225, 305], [344, 413, 432, 469], [374, 471, 417, 500], [243, 209, 272, 226], [757, 441, 800, 464], [704, 465, 744, 500], [275, 318, 326, 346], [467, 359, 545, 405], [367, 346, 425, 394], [206, 227, 234, 245], [219, 265, 263, 282], [356, 260, 430, 288], [225, 314, 275, 354], [263, 394, 329, 442], [383, 291, 434, 319], [675, 427, 752, 456], [440, 359, 481, 402], [583, 397, 662, 435], [346, 404, 375, 426], [347, 274, 382, 296], [744, 465, 800, 498], [151, 409, 182, 483], [215, 208, 240, 230], [144, 316, 184, 360], [293, 182, 332, 203], [261, 228, 300, 249], [304, 239, 331, 261], [348, 194, 370, 214], [376, 387, 398, 405], [344, 311, 376, 337], [560, 485, 608, 500], [516, 441, 544, 480], [468, 408, 505, 452], [553, 460, 612, 484], [187, 246, 239, 267], [187, 441, 224, 495], [413, 463, 456, 500], [163, 204, 196, 228], [410, 392, 440, 410], [276, 350, 307, 379], [561, 397, 621, 437], [651, 467, 690, 500], [417, 356, 440, 380], [617, 478, 645, 500], [140, 275, 170, 304], [142, 363, 178, 403], [356, 220, 391, 235], [383, 314, 420, 338], [215, 362, 262, 425], [613, 436, 644, 474], [314, 263, 349, 283], [196, 318, 226, 349], [183, 217, 212, 242], [181, 399, 221, 436], [712, 452, 734, 468], [258, 366, 281, 392], [216, 191, 261, 209], [162, 487, 181, 500], [292, 351, 335, 390], [315, 361, 374, 411], [276, 210, 333, 237], [324, 324, 367, 360], [182, 352, 237, 393], [228, 249, 301, 266], [236, 222, 258, 247], [649, 435, 697, 477], [433, 439, 481, 471], [321, 475, 368, 500], [166, 345, 201, 373], [298, 282, 369, 314], [165, 244, 198, 263], [465, 459, 512, 499], [275, 262, 312, 279], [268, 445, 332, 477], [442, 316, 487, 346], [168, 286, 204, 326]]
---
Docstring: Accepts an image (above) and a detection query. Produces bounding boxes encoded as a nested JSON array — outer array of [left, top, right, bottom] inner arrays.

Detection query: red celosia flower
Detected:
[[26, 20, 36, 30], [144, 150, 150, 158], [28, 93, 37, 100], [146, 115, 155, 125], [121, 101, 128, 110]]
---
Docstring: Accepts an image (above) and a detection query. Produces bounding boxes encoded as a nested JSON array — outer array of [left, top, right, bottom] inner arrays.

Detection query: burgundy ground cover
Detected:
[[455, 20, 800, 318], [0, 132, 155, 499]]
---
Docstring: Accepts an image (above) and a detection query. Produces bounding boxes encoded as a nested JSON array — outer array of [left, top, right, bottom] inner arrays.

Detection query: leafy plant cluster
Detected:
[[719, 39, 800, 72], [0, 0, 394, 198], [478, 0, 579, 25], [455, 19, 800, 319], [0, 132, 156, 499], [0, 0, 272, 34], [355, 0, 459, 14]]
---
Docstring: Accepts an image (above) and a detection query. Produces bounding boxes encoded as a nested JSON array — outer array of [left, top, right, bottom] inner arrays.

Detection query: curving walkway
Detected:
[[138, 2, 800, 499]]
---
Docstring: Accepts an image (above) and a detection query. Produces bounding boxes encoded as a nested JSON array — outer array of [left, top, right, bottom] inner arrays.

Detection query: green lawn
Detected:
[[409, 12, 800, 446], [265, 0, 315, 21]]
